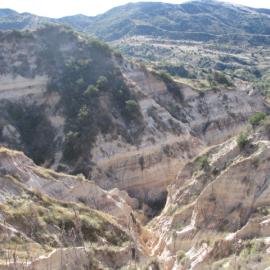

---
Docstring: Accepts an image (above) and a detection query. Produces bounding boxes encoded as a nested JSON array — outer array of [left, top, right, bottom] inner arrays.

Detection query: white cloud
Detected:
[[0, 0, 269, 18]]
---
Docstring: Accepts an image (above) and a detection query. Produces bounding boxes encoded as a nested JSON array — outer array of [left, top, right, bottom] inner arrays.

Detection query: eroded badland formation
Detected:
[[0, 0, 270, 269]]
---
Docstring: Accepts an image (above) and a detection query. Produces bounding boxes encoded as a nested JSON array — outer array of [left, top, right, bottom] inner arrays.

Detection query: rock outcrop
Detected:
[[0, 147, 138, 225], [145, 125, 270, 269], [0, 147, 141, 269], [0, 26, 268, 207]]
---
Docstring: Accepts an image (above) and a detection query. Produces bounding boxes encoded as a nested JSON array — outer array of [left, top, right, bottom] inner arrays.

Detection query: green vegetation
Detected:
[[84, 84, 99, 97], [256, 207, 269, 216], [6, 103, 55, 165], [1, 1, 270, 45], [0, 184, 128, 248], [96, 75, 108, 90], [59, 57, 142, 163], [208, 71, 233, 87], [256, 73, 270, 99], [237, 132, 249, 150], [195, 155, 210, 171], [248, 112, 267, 127], [176, 250, 186, 263], [0, 26, 145, 172], [159, 64, 195, 79], [125, 99, 140, 119], [240, 240, 264, 258], [156, 71, 183, 101], [37, 29, 143, 164]]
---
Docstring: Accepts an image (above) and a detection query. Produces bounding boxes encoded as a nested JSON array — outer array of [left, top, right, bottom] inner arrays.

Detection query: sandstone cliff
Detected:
[[0, 25, 268, 209], [144, 122, 270, 269], [0, 147, 143, 269]]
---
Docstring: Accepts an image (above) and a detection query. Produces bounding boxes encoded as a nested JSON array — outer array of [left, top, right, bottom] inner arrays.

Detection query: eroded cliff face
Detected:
[[89, 60, 268, 205], [0, 25, 268, 208], [143, 125, 270, 269], [0, 147, 141, 269], [0, 147, 139, 225], [2, 125, 270, 269]]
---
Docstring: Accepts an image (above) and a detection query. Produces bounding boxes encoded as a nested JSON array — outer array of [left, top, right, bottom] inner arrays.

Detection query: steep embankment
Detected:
[[2, 121, 270, 269], [0, 25, 268, 209], [143, 120, 270, 269], [0, 147, 138, 269]]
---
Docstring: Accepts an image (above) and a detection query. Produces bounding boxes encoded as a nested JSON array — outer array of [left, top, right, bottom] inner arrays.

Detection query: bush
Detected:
[[209, 71, 232, 87], [257, 207, 269, 216], [96, 76, 108, 91], [84, 85, 99, 97], [78, 105, 90, 122], [156, 71, 183, 101], [125, 99, 139, 113], [176, 250, 186, 263], [237, 132, 249, 150], [161, 64, 194, 79], [195, 155, 209, 170], [125, 99, 142, 122], [7, 103, 55, 164], [248, 112, 266, 127]]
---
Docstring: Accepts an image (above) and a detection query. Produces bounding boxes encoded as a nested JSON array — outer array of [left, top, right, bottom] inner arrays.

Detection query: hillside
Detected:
[[138, 117, 270, 269], [1, 1, 270, 98], [0, 1, 270, 269], [0, 147, 136, 269], [77, 0, 270, 42], [2, 116, 270, 269], [0, 25, 268, 212], [1, 1, 270, 43]]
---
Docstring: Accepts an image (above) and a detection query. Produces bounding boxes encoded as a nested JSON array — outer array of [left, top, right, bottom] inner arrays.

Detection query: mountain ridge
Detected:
[[0, 0, 270, 42]]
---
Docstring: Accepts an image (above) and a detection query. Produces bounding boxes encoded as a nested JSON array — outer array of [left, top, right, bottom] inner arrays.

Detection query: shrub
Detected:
[[158, 70, 172, 82], [125, 99, 141, 121], [96, 76, 108, 91], [257, 207, 269, 216], [195, 155, 209, 170], [7, 103, 55, 164], [161, 64, 194, 78], [248, 112, 266, 127], [176, 250, 186, 263], [209, 71, 232, 86], [237, 132, 249, 150], [90, 39, 111, 56], [76, 78, 85, 87], [78, 105, 90, 122], [84, 85, 99, 97], [157, 71, 183, 98], [125, 99, 139, 113]]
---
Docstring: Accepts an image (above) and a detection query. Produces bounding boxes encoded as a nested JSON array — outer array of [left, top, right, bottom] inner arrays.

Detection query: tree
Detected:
[[125, 99, 140, 121], [96, 76, 108, 91], [78, 105, 90, 122], [248, 112, 266, 128], [84, 85, 99, 98], [237, 132, 249, 150]]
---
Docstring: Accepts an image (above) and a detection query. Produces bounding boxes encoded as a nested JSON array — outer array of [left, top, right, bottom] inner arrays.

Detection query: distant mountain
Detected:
[[58, 14, 94, 31], [0, 9, 51, 30], [0, 8, 17, 17], [0, 1, 270, 42], [83, 0, 270, 41]]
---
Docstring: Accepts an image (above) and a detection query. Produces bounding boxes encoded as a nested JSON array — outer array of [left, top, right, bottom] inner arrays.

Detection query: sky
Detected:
[[0, 0, 269, 18]]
